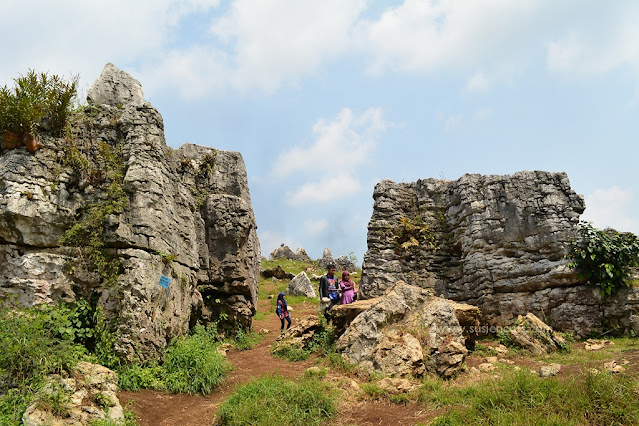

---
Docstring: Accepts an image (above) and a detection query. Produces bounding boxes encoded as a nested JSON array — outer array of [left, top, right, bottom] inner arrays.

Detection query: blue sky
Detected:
[[2, 1, 638, 264]]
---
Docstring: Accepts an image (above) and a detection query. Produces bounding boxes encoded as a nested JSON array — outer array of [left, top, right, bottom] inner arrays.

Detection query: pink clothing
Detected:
[[340, 280, 356, 304]]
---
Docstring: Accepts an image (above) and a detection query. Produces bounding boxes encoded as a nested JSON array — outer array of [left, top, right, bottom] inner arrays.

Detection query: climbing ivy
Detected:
[[568, 222, 639, 297], [58, 139, 127, 287]]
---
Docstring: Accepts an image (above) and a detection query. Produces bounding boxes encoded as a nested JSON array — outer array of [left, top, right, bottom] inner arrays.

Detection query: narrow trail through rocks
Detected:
[[118, 298, 316, 426], [118, 295, 437, 425]]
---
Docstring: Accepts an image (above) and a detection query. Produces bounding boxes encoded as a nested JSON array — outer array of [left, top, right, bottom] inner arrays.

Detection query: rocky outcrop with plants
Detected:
[[360, 171, 639, 336], [0, 63, 260, 361], [336, 281, 471, 378]]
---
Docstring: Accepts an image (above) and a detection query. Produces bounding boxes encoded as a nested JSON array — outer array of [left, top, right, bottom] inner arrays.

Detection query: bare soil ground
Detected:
[[119, 288, 639, 426]]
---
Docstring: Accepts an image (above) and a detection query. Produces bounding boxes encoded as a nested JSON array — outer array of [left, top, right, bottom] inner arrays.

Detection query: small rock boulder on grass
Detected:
[[502, 313, 568, 355], [286, 271, 316, 298], [261, 265, 295, 280], [336, 281, 469, 378], [22, 362, 123, 426], [272, 316, 321, 355]]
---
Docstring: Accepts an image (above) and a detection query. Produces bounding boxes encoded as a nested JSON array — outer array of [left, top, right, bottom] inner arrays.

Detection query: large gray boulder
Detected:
[[336, 281, 468, 378], [0, 64, 260, 361], [269, 245, 296, 261], [87, 62, 145, 107], [359, 172, 639, 336], [286, 271, 316, 298], [503, 313, 568, 355]]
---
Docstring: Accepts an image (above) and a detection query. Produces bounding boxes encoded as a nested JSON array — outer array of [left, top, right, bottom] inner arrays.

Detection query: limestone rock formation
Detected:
[[269, 245, 312, 262], [286, 271, 316, 298], [0, 63, 260, 361], [261, 265, 295, 280], [271, 315, 321, 355], [318, 248, 335, 269], [87, 63, 145, 107], [22, 362, 123, 426], [269, 245, 296, 261], [503, 313, 567, 355], [360, 171, 639, 336], [335, 255, 356, 273], [295, 247, 311, 262], [336, 281, 468, 378]]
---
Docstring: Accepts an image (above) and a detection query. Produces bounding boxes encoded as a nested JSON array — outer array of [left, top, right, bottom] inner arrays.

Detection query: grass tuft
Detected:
[[216, 375, 337, 425]]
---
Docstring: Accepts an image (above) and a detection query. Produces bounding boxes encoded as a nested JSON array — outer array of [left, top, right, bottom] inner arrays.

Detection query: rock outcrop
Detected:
[[360, 171, 639, 336], [286, 271, 316, 298], [22, 362, 123, 426], [336, 281, 469, 378], [502, 313, 567, 355], [318, 248, 335, 269], [0, 63, 260, 361], [269, 245, 311, 262]]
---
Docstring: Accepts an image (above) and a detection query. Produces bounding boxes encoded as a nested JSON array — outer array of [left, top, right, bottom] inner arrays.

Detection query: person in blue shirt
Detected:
[[318, 263, 338, 321]]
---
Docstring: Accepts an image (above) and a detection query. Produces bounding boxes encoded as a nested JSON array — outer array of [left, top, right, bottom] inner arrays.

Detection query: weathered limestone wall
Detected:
[[360, 171, 639, 336], [0, 63, 260, 361]]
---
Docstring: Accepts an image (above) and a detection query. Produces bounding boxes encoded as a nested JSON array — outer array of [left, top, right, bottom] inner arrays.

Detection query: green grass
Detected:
[[271, 343, 312, 361], [0, 305, 88, 425], [419, 368, 639, 425], [230, 328, 263, 351], [119, 325, 231, 395], [216, 375, 337, 425], [539, 336, 637, 365]]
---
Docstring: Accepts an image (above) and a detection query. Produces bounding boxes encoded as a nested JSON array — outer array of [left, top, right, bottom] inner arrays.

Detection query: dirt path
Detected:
[[118, 292, 438, 426], [118, 300, 317, 426], [118, 290, 639, 425]]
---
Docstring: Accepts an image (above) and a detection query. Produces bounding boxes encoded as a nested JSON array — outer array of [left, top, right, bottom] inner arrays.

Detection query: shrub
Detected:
[[118, 325, 230, 395], [216, 375, 337, 425], [0, 305, 86, 385], [0, 305, 87, 424], [0, 70, 77, 136], [117, 362, 166, 392], [163, 326, 231, 395], [568, 222, 639, 296]]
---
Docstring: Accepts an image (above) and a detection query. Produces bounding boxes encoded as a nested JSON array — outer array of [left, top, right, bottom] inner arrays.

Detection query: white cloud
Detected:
[[356, 0, 563, 77], [443, 114, 463, 132], [546, 5, 639, 77], [272, 107, 387, 179], [474, 107, 493, 120], [467, 72, 490, 92], [304, 219, 328, 236], [208, 0, 367, 92], [0, 1, 221, 93], [287, 172, 362, 205], [7, 1, 639, 100], [581, 187, 639, 234], [271, 106, 389, 205]]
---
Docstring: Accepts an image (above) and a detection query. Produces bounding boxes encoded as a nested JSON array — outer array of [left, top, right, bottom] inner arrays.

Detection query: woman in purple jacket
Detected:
[[339, 271, 356, 304]]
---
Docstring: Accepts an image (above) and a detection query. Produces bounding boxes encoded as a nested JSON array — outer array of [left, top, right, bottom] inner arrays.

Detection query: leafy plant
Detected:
[[0, 305, 88, 424], [568, 221, 639, 296], [0, 70, 77, 136], [388, 216, 438, 253]]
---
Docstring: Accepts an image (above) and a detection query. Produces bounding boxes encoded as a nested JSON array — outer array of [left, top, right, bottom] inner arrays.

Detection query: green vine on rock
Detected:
[[389, 216, 438, 253], [58, 140, 127, 287], [568, 221, 639, 297]]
